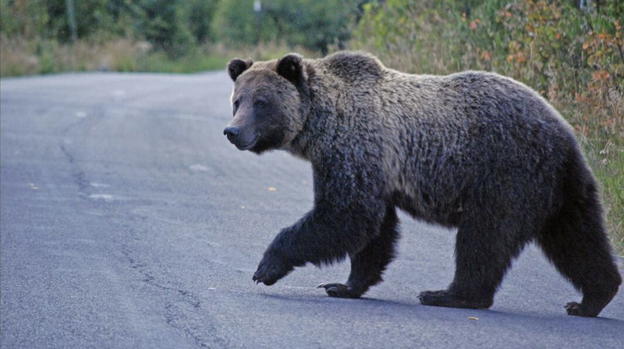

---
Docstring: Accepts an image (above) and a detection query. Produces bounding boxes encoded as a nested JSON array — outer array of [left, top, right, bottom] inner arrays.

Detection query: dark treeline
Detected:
[[0, 0, 365, 56]]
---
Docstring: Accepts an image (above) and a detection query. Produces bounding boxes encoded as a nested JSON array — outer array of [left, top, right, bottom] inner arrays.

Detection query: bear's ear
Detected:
[[276, 53, 306, 84], [227, 58, 253, 81]]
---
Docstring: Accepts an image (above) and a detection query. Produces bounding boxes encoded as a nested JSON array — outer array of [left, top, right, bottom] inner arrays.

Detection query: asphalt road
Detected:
[[1, 72, 623, 349]]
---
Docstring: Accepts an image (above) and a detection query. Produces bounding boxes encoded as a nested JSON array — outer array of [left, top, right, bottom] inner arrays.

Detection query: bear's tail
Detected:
[[536, 145, 621, 316]]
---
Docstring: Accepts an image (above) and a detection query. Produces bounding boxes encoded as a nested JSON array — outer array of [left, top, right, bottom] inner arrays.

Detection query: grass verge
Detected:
[[0, 36, 308, 77]]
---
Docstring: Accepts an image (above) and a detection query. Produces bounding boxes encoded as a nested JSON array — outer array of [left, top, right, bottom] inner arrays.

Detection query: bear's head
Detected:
[[223, 53, 309, 154]]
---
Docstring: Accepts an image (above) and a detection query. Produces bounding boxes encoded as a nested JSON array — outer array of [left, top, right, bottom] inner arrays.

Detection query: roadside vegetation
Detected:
[[1, 0, 621, 251], [0, 0, 353, 75], [352, 0, 623, 252]]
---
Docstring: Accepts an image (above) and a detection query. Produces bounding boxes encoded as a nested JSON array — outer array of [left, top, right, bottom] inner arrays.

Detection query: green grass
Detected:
[[133, 51, 229, 73], [586, 140, 624, 255], [0, 37, 231, 77], [0, 37, 310, 77]]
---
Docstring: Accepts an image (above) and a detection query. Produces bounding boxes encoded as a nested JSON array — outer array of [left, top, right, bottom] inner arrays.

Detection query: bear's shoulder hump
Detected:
[[322, 51, 384, 80]]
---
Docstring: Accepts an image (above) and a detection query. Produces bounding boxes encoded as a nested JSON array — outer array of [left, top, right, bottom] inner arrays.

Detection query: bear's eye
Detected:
[[254, 98, 268, 107], [233, 99, 240, 114]]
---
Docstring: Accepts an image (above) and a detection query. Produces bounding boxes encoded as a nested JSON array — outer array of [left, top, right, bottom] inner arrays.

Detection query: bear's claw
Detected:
[[565, 302, 583, 316], [318, 283, 361, 298]]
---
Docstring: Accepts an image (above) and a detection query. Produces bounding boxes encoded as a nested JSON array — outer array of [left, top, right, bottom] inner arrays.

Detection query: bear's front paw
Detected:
[[252, 251, 293, 286]]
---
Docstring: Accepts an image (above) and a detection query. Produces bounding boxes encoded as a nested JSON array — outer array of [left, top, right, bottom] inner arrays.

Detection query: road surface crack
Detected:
[[59, 142, 91, 195], [121, 246, 228, 348], [58, 107, 106, 197]]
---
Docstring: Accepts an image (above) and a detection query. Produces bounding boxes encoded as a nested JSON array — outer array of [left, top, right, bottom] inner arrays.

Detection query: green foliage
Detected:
[[0, 0, 220, 56], [133, 0, 195, 56], [0, 0, 50, 38], [212, 0, 279, 45], [1, 0, 358, 56], [212, 0, 361, 53], [186, 0, 219, 43], [264, 0, 361, 53], [353, 0, 624, 251]]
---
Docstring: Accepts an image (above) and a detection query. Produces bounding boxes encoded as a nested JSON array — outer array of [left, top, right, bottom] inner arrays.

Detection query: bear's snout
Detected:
[[223, 126, 240, 144], [223, 126, 258, 150]]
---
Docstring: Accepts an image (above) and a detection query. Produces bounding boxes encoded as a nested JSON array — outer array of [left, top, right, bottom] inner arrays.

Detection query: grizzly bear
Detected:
[[223, 51, 621, 317]]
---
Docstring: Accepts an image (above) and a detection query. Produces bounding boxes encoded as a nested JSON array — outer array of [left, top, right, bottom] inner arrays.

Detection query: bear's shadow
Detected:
[[261, 291, 624, 325]]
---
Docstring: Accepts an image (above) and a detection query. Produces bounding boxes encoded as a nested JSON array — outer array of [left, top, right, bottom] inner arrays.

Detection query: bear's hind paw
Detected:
[[565, 302, 599, 317]]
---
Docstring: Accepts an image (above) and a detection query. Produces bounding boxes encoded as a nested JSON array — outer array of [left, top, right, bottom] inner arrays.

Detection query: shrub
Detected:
[[212, 0, 361, 54], [352, 0, 624, 250]]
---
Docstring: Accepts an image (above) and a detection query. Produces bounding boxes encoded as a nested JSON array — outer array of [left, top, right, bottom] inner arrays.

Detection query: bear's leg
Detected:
[[537, 183, 621, 317], [319, 206, 399, 298], [419, 216, 528, 309]]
